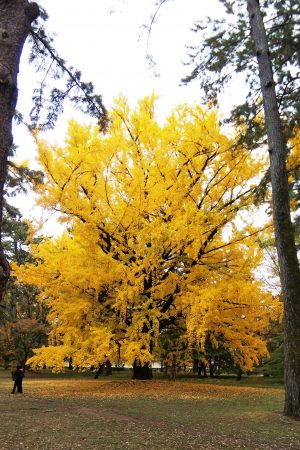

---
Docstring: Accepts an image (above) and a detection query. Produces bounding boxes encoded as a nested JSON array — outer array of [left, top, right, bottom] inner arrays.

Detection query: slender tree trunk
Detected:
[[160, 359, 164, 372], [247, 0, 300, 418], [169, 354, 177, 381], [0, 0, 39, 302], [198, 361, 207, 378], [10, 291, 17, 321]]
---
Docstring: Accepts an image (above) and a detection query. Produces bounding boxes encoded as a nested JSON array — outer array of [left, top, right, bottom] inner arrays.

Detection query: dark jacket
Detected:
[[12, 368, 24, 382]]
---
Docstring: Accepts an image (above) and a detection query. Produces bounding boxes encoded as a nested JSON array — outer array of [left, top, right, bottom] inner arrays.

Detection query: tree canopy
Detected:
[[14, 96, 281, 374]]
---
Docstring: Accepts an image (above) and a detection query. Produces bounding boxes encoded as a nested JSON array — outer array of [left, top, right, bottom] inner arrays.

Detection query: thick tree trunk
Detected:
[[247, 0, 300, 418], [104, 360, 112, 376], [193, 358, 199, 373], [236, 367, 243, 381], [132, 360, 153, 380], [0, 0, 39, 301], [94, 363, 104, 379], [198, 361, 207, 378]]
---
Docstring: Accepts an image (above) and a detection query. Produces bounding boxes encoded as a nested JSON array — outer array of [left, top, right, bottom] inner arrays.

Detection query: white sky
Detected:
[[12, 0, 247, 226], [14, 0, 230, 150]]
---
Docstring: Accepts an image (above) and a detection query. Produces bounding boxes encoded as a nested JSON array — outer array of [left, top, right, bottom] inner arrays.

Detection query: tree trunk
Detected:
[[236, 367, 243, 381], [104, 360, 112, 376], [94, 364, 105, 379], [193, 358, 199, 373], [132, 360, 153, 380], [198, 361, 207, 378], [209, 359, 215, 378], [0, 0, 40, 302], [169, 354, 177, 381], [247, 0, 300, 418]]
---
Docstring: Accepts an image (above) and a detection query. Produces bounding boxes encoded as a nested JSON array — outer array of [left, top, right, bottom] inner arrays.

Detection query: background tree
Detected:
[[14, 96, 281, 378], [0, 150, 47, 368], [0, 0, 107, 304], [0, 228, 48, 369], [182, 0, 300, 419], [0, 201, 47, 368], [158, 323, 190, 379], [262, 322, 284, 378]]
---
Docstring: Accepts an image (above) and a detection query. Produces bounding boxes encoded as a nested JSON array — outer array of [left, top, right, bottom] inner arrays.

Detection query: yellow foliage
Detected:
[[14, 96, 281, 372]]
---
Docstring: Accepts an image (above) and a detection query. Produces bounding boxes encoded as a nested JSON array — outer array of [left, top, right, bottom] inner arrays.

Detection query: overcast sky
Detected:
[[12, 0, 244, 225], [15, 0, 226, 148]]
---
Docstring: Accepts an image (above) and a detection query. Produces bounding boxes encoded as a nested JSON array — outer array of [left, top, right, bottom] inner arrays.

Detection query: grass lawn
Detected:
[[1, 370, 299, 450]]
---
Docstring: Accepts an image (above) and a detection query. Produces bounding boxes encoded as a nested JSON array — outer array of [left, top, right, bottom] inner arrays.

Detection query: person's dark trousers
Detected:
[[11, 380, 22, 393]]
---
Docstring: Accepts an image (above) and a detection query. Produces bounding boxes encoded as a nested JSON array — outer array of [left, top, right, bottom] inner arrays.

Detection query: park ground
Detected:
[[1, 371, 300, 450]]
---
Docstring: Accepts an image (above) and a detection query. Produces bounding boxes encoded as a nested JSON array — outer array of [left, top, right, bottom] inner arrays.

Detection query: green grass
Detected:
[[0, 369, 299, 450]]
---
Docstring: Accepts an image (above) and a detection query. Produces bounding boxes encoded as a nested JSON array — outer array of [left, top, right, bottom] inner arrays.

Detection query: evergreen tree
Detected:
[[0, 141, 47, 368], [0, 203, 48, 368]]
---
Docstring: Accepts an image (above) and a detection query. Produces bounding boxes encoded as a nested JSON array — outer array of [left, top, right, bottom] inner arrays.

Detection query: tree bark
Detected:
[[193, 358, 199, 373], [198, 361, 207, 378], [132, 360, 153, 380], [104, 360, 112, 376], [0, 0, 39, 302], [236, 367, 243, 381], [247, 0, 300, 418], [94, 363, 104, 379], [68, 356, 73, 370], [209, 359, 215, 378]]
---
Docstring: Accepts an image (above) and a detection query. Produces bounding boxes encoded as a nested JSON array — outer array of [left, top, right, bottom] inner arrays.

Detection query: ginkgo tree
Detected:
[[14, 95, 281, 378]]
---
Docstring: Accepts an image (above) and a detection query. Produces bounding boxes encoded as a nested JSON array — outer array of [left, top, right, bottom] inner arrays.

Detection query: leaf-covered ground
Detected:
[[1, 372, 299, 450]]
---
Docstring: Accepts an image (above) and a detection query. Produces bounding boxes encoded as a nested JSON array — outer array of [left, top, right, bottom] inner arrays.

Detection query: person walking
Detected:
[[11, 365, 24, 394]]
